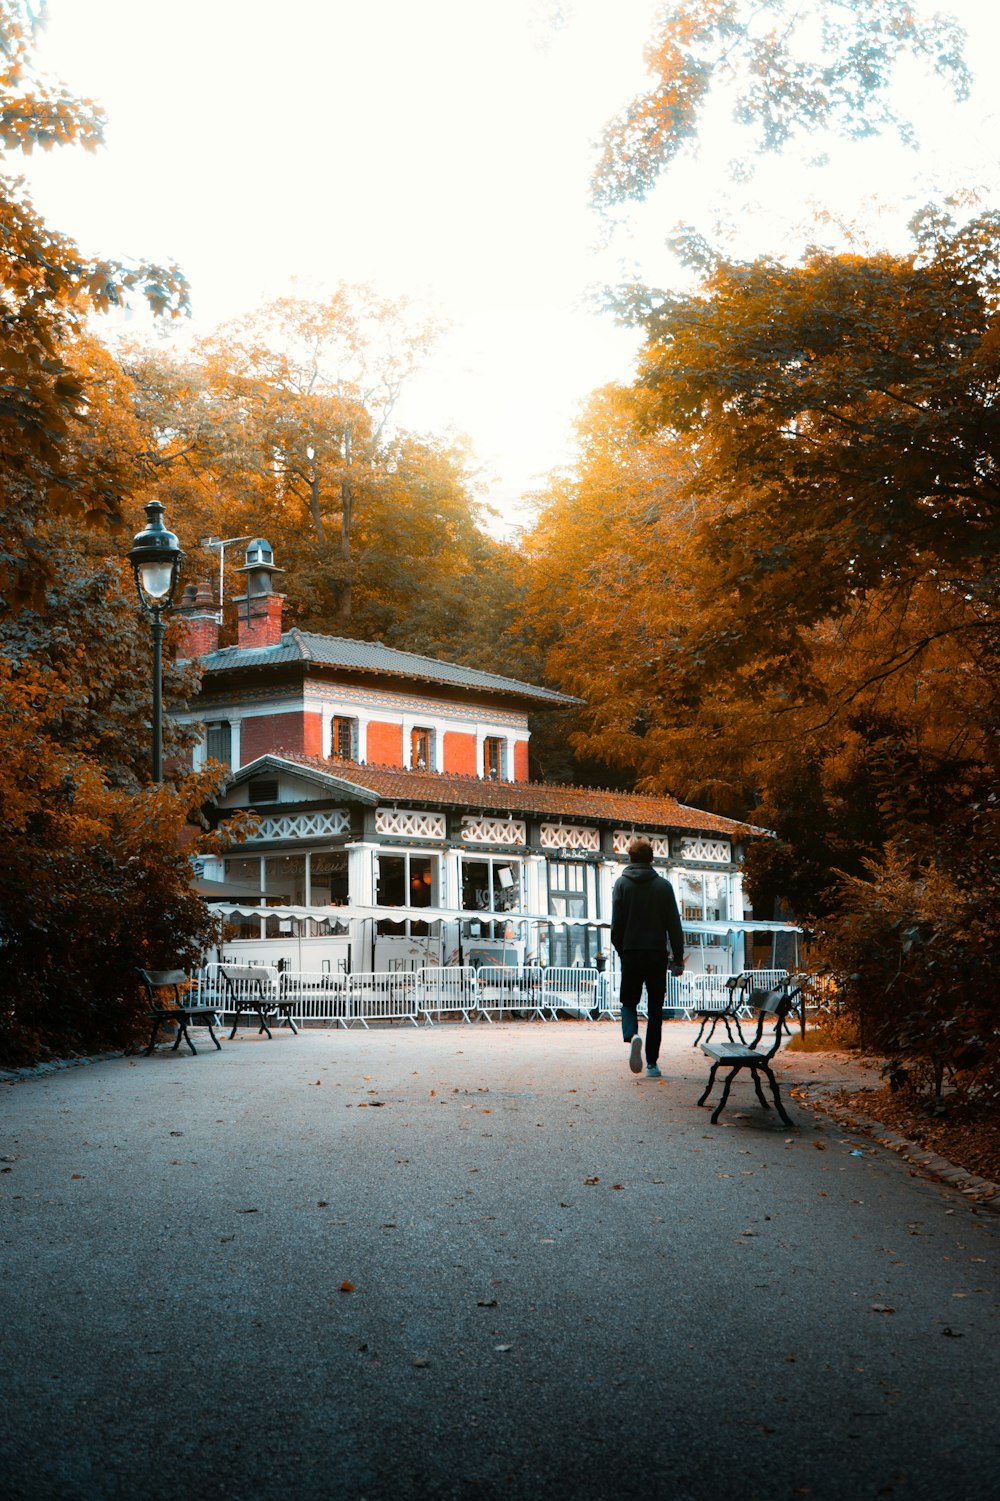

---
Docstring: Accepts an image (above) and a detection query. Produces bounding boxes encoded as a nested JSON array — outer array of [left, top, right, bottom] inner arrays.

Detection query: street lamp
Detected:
[[128, 499, 184, 782]]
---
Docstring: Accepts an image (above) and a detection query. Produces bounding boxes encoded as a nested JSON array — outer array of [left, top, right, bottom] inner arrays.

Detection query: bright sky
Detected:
[[21, 0, 1000, 530]]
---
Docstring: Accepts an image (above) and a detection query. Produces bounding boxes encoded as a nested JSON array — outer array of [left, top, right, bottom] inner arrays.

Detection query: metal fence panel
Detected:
[[540, 967, 602, 1018], [344, 973, 420, 1028], [416, 967, 479, 1023], [474, 967, 555, 1022]]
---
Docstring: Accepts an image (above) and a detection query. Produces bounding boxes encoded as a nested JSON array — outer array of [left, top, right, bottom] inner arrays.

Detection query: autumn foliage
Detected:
[[523, 206, 1000, 1096]]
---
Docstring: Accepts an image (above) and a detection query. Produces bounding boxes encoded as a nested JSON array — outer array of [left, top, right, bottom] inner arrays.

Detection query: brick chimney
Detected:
[[233, 537, 285, 650], [176, 579, 220, 658]]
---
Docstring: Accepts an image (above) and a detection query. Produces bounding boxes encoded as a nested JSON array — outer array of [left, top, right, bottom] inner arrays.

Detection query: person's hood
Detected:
[[622, 864, 659, 882]]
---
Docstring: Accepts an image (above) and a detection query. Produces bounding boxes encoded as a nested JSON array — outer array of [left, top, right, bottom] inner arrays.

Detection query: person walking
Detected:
[[611, 837, 685, 1078]]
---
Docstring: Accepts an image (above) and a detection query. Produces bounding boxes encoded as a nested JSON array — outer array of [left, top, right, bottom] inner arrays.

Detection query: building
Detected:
[[176, 540, 794, 977]]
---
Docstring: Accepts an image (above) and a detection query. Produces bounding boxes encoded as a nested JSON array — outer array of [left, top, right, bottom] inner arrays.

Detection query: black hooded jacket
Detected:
[[610, 864, 684, 963]]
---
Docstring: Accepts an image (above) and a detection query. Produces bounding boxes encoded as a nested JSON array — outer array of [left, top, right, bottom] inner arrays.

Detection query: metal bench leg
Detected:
[[256, 1009, 273, 1039], [693, 1016, 709, 1047], [697, 1061, 722, 1109], [751, 1067, 771, 1111], [206, 1021, 222, 1051], [145, 1018, 162, 1056], [710, 1065, 740, 1124], [762, 1065, 793, 1126], [176, 1021, 197, 1057]]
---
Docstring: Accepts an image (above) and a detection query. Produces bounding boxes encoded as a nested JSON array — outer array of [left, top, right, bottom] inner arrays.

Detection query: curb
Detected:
[[0, 1051, 124, 1084], [799, 1087, 1000, 1214]]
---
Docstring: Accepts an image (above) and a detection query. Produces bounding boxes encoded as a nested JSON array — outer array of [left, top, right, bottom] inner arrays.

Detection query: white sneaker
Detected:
[[628, 1035, 643, 1074], [645, 1064, 662, 1078]]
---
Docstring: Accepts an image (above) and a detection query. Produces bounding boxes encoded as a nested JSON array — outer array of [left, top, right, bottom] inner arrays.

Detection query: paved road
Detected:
[[2, 1021, 998, 1501]]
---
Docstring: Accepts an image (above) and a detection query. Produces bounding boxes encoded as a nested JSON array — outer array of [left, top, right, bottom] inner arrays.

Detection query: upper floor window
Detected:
[[411, 726, 432, 770], [331, 715, 357, 761], [205, 721, 231, 769], [483, 736, 506, 780]]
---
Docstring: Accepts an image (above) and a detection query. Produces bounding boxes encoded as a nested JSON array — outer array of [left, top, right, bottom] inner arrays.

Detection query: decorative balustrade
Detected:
[[613, 830, 671, 858], [678, 836, 731, 864], [461, 816, 526, 846], [539, 823, 599, 853], [248, 810, 350, 842], [375, 809, 447, 840]]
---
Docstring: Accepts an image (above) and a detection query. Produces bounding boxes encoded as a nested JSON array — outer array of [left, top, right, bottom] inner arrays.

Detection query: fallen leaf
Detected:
[[237, 1208, 258, 1214], [611, 1184, 624, 1191], [413, 1357, 430, 1368], [584, 1176, 600, 1185], [339, 1281, 355, 1293], [70, 1174, 83, 1180], [317, 1201, 329, 1208], [169, 1130, 183, 1137], [494, 1344, 512, 1353], [812, 1141, 826, 1151], [941, 1327, 963, 1338], [871, 1304, 895, 1315], [220, 1235, 235, 1243], [477, 1299, 498, 1308]]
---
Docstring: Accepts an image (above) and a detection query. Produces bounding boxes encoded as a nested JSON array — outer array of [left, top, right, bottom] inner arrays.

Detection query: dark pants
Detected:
[[618, 948, 668, 1065]]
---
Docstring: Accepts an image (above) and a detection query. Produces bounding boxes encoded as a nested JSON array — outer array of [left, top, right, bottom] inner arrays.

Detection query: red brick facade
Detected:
[[443, 730, 477, 776], [241, 711, 308, 762], [366, 720, 403, 767]]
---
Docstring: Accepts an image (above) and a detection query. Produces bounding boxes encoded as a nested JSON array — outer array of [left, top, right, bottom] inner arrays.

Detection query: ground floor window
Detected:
[[546, 861, 590, 967], [376, 851, 436, 935], [263, 854, 307, 905], [223, 852, 348, 910], [310, 852, 349, 906], [461, 856, 519, 915]]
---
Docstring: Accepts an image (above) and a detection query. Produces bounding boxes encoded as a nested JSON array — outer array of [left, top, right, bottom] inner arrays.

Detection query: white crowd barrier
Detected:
[[193, 964, 790, 1029], [416, 967, 479, 1023], [474, 967, 557, 1022]]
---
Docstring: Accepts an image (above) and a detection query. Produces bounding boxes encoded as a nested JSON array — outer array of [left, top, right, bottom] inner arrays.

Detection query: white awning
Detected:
[[203, 901, 800, 935]]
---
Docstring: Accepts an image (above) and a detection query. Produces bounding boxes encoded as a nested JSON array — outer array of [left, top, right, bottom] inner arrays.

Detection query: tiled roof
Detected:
[[270, 754, 749, 838], [199, 629, 578, 707]]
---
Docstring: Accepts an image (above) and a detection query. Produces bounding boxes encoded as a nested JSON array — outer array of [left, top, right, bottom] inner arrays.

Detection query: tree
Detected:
[[194, 289, 439, 625], [0, 653, 256, 1065], [120, 325, 526, 667], [524, 211, 1000, 1090], [592, 0, 970, 210], [0, 2, 189, 609]]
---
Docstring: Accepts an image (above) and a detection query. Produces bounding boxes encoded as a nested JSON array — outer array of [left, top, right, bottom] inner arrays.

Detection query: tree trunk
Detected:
[[337, 425, 353, 623]]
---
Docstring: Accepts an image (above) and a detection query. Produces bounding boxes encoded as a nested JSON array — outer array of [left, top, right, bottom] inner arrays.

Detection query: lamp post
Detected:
[[128, 499, 184, 782]]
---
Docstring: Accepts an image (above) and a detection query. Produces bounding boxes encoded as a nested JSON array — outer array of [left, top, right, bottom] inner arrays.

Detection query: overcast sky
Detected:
[[21, 0, 1000, 529]]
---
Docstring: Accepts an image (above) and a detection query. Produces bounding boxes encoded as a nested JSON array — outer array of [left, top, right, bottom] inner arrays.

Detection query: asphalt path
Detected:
[[2, 1020, 998, 1501]]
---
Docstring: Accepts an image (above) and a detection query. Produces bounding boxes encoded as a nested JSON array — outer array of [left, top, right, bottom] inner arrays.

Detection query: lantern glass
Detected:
[[138, 560, 175, 600]]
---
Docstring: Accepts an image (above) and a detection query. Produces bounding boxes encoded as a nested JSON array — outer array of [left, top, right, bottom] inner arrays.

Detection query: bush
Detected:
[[817, 811, 1000, 1101]]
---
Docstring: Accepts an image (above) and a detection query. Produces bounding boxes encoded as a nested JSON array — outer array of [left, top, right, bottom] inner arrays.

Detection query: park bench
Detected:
[[691, 973, 754, 1048], [697, 984, 802, 1126], [218, 964, 299, 1039], [139, 968, 221, 1057]]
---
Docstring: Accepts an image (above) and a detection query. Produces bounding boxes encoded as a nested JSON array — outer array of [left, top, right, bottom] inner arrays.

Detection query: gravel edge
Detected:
[[799, 1086, 1000, 1215]]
